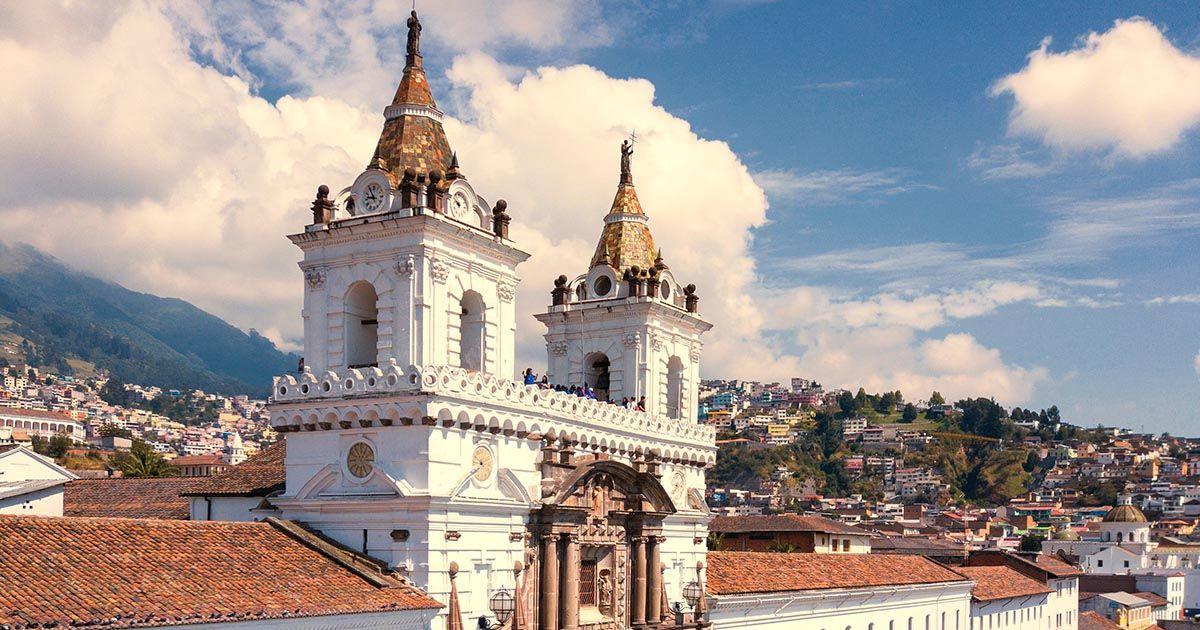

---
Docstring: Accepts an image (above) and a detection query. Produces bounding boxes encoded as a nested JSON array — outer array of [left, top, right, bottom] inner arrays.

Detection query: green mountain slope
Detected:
[[0, 242, 295, 396]]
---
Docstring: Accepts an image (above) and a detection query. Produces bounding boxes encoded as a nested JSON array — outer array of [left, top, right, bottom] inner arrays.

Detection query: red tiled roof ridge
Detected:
[[181, 440, 285, 497], [64, 477, 209, 520], [710, 513, 870, 536], [706, 551, 967, 595], [171, 453, 225, 464], [955, 565, 1053, 602], [0, 406, 75, 421], [0, 514, 440, 629]]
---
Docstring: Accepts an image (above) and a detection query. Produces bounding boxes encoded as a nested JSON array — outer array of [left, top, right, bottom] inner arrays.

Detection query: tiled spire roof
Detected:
[[589, 140, 659, 272], [371, 11, 455, 180]]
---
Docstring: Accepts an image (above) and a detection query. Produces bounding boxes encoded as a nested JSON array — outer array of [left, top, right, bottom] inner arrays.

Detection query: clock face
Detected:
[[449, 192, 469, 221], [361, 182, 386, 213], [347, 442, 375, 478], [471, 445, 494, 482]]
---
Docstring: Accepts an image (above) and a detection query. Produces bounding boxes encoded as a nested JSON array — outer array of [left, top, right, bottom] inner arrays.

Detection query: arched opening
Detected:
[[458, 290, 486, 371], [575, 282, 588, 301], [1118, 531, 1124, 543], [583, 352, 611, 401], [345, 282, 379, 368], [666, 356, 685, 419]]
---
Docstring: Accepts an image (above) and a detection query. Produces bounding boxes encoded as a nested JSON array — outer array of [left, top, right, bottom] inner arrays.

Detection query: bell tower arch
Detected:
[[535, 141, 710, 419]]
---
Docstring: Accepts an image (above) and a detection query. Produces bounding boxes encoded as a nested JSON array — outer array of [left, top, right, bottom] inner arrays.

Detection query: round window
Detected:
[[593, 275, 613, 296], [347, 442, 375, 478], [660, 281, 671, 299]]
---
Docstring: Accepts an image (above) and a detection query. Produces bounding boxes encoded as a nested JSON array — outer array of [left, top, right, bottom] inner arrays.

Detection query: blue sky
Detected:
[[2, 1, 1198, 433], [555, 2, 1200, 431]]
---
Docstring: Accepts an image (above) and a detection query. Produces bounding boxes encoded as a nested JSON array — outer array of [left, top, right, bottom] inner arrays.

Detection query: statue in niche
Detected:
[[590, 474, 613, 516], [597, 569, 613, 616]]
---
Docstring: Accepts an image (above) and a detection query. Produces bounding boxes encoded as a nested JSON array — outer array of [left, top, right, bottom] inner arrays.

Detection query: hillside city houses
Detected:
[[3, 11, 1200, 630]]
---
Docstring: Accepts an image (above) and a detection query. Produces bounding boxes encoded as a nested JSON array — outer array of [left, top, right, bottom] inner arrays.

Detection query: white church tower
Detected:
[[534, 140, 711, 420], [268, 12, 715, 630]]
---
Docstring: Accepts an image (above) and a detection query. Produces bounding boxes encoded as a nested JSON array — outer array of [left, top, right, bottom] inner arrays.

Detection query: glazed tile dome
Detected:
[[1102, 504, 1148, 523]]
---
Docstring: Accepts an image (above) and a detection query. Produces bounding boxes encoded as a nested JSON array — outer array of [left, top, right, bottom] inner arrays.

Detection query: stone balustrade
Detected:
[[271, 362, 716, 448]]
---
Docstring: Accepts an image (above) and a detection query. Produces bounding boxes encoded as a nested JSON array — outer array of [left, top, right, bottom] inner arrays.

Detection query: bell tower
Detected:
[[292, 11, 528, 381], [535, 140, 711, 420]]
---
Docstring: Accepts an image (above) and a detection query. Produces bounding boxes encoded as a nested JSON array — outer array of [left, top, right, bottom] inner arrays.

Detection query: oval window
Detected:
[[660, 280, 671, 299], [593, 275, 613, 296]]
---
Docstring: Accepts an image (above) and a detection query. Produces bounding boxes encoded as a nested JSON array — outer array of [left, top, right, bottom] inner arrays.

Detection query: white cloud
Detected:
[[756, 282, 1048, 403], [1146, 294, 1200, 306], [753, 167, 934, 205], [0, 1, 1049, 405], [967, 144, 1058, 180], [174, 0, 611, 110], [993, 18, 1200, 157]]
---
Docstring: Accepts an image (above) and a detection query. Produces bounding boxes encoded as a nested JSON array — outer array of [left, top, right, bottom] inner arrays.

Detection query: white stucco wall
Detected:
[[969, 594, 1051, 630], [708, 581, 974, 630], [0, 484, 64, 516]]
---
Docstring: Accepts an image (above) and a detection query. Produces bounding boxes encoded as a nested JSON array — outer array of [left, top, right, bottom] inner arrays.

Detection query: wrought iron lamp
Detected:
[[477, 589, 515, 629]]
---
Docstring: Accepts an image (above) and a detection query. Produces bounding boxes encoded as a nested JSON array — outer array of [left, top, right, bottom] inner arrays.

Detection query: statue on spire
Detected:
[[406, 10, 422, 59], [620, 139, 634, 185]]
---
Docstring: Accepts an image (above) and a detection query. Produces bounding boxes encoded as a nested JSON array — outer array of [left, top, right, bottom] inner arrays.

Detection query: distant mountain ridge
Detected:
[[0, 242, 296, 397]]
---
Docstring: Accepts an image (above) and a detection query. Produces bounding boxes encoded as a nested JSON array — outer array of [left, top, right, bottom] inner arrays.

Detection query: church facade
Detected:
[[268, 12, 714, 630]]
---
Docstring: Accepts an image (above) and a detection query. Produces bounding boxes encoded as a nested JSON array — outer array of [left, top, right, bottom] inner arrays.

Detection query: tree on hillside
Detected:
[[1019, 534, 1044, 553], [854, 388, 869, 411], [957, 398, 1011, 440], [115, 441, 178, 478], [814, 412, 842, 459], [837, 391, 855, 417], [902, 403, 918, 423], [929, 391, 945, 406], [99, 424, 133, 439], [965, 449, 1031, 505], [31, 434, 72, 459], [99, 377, 131, 407]]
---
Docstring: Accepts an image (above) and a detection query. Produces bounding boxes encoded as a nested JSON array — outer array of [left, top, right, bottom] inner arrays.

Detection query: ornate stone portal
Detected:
[[534, 446, 677, 630]]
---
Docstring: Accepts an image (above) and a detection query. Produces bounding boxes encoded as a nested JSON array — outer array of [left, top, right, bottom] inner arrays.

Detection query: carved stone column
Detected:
[[646, 537, 662, 628], [541, 534, 559, 630], [631, 536, 647, 628], [560, 534, 580, 630]]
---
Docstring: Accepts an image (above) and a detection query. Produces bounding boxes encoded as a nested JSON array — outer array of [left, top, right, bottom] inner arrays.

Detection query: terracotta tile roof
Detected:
[[1133, 592, 1169, 607], [706, 551, 967, 595], [1032, 553, 1084, 577], [0, 407, 74, 421], [170, 453, 226, 466], [64, 477, 208, 519], [0, 515, 440, 629], [956, 566, 1053, 602], [182, 440, 286, 497], [1079, 611, 1122, 630], [710, 513, 870, 536]]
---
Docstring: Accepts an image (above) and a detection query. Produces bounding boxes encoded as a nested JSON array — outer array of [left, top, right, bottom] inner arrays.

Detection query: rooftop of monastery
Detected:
[[955, 566, 1053, 602], [705, 551, 968, 595], [0, 515, 440, 629], [64, 477, 209, 520], [709, 513, 871, 536], [182, 440, 286, 497]]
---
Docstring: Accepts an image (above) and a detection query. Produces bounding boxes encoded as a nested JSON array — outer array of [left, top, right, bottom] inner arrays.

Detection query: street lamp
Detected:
[[682, 581, 703, 609], [476, 589, 515, 629]]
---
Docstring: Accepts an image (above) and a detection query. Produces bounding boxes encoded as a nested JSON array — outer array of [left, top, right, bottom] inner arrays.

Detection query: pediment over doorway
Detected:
[[545, 458, 676, 517]]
